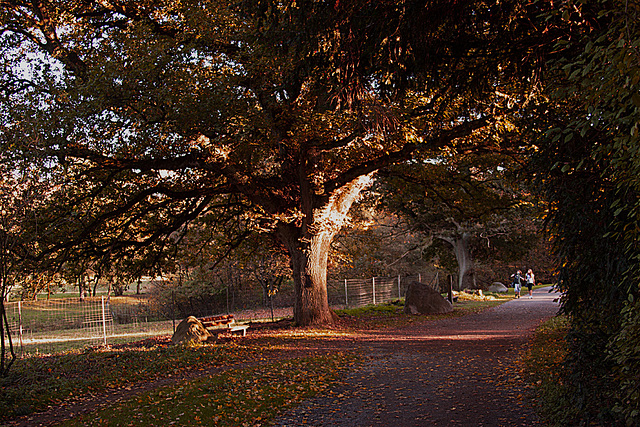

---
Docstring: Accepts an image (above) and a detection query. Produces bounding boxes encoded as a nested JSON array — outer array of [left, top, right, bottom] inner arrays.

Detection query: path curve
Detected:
[[273, 287, 560, 427]]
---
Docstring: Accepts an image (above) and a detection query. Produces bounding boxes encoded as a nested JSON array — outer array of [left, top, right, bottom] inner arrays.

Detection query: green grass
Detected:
[[1, 340, 255, 420], [4, 294, 173, 356], [10, 318, 176, 356], [60, 353, 360, 427], [338, 300, 404, 317]]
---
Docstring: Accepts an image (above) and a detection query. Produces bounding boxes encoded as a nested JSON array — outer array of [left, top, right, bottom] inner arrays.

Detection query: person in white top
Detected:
[[526, 269, 535, 299]]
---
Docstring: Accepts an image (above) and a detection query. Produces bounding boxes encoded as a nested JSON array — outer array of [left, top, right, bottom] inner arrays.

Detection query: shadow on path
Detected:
[[273, 287, 560, 427]]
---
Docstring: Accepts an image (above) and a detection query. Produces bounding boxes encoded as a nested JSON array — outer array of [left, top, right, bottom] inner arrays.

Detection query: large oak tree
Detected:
[[0, 0, 538, 325]]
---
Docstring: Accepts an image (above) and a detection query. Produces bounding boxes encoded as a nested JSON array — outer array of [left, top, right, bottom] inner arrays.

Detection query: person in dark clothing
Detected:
[[511, 270, 524, 298]]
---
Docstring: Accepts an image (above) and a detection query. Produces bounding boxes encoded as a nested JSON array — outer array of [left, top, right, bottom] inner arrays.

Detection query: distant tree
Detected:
[[376, 149, 540, 290], [331, 209, 430, 281]]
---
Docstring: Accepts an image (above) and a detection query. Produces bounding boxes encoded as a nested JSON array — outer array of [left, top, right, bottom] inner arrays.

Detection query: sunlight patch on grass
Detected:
[[0, 341, 253, 421]]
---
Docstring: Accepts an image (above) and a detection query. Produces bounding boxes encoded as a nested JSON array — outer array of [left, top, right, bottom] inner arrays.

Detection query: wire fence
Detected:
[[1, 271, 447, 356], [338, 272, 444, 309], [2, 297, 174, 357]]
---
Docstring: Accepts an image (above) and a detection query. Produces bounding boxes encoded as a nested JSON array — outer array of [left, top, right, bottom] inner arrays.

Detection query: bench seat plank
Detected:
[[197, 314, 249, 336]]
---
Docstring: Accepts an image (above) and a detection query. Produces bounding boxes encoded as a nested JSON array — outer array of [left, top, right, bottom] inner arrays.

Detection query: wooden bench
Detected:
[[198, 314, 249, 337]]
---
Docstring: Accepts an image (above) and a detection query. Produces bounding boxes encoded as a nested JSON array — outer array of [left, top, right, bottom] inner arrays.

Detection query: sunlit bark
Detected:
[[278, 174, 374, 326]]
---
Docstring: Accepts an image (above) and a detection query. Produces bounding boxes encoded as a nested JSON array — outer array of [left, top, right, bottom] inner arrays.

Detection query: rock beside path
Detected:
[[403, 281, 453, 315], [488, 282, 508, 293]]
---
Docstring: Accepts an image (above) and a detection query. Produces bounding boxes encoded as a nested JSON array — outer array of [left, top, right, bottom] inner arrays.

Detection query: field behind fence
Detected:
[[2, 271, 445, 356], [3, 297, 173, 357]]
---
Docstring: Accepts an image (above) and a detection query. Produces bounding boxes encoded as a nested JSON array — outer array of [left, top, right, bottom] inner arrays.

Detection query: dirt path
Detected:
[[273, 287, 560, 426]]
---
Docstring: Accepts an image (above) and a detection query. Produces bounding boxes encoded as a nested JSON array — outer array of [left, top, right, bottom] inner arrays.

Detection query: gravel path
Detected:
[[273, 287, 560, 427]]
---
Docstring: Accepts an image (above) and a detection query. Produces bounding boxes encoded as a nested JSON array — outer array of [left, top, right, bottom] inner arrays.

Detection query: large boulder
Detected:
[[488, 282, 508, 293], [171, 316, 212, 344], [404, 281, 453, 315]]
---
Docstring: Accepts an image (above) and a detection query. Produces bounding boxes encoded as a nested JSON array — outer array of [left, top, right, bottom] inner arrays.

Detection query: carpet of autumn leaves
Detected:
[[1, 325, 363, 427], [1, 293, 543, 426], [521, 315, 571, 425], [69, 355, 359, 427]]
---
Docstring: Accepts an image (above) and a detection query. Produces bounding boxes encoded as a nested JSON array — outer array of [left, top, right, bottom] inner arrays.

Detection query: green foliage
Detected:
[[528, 0, 640, 424], [610, 299, 640, 424]]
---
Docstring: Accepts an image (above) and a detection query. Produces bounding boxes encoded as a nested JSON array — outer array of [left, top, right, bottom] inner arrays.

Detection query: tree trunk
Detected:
[[286, 237, 334, 326], [440, 232, 473, 291], [0, 297, 16, 376], [277, 174, 373, 326]]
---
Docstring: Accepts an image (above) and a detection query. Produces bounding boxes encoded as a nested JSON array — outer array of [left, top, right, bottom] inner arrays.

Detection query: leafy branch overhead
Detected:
[[1, 1, 543, 325]]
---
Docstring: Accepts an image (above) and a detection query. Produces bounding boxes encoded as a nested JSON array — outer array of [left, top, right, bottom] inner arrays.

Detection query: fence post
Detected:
[[372, 277, 376, 305], [418, 273, 421, 283], [171, 290, 176, 333], [344, 279, 348, 308], [18, 300, 23, 358], [398, 275, 401, 299], [101, 296, 107, 346], [226, 285, 230, 314]]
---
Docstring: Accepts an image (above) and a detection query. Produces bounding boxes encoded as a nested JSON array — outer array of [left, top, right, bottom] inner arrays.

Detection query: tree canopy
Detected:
[[3, 1, 640, 420], [0, 0, 541, 327]]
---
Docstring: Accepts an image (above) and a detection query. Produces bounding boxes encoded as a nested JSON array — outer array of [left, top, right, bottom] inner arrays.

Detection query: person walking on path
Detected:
[[526, 269, 535, 299], [511, 270, 524, 298]]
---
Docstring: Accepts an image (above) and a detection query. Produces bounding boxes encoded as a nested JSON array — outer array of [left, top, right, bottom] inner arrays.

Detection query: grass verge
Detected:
[[521, 315, 572, 426], [1, 340, 256, 420], [59, 353, 359, 427]]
